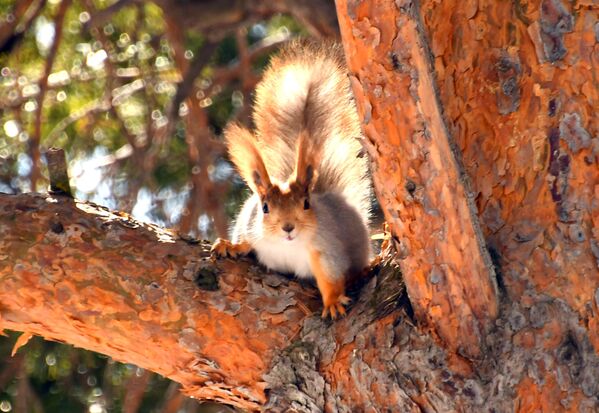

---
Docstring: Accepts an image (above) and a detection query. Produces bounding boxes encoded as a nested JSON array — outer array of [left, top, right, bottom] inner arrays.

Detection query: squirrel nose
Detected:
[[282, 223, 295, 233]]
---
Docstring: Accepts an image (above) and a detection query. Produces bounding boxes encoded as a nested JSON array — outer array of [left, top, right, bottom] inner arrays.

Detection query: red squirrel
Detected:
[[212, 41, 372, 318]]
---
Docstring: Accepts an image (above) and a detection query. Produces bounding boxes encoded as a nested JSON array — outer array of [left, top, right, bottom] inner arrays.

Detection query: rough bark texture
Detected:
[[1, 188, 599, 411], [419, 0, 599, 348], [0, 193, 319, 410], [335, 0, 599, 410], [2, 0, 599, 411], [420, 0, 599, 406], [0, 193, 415, 412], [336, 0, 499, 358]]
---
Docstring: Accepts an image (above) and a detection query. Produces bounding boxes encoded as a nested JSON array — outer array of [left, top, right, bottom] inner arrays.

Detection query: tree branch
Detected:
[[163, 16, 229, 238], [167, 40, 220, 130], [0, 0, 46, 54], [84, 0, 139, 31], [2, 191, 596, 410], [154, 0, 339, 40], [123, 369, 152, 413], [159, 382, 187, 413], [0, 192, 319, 410]]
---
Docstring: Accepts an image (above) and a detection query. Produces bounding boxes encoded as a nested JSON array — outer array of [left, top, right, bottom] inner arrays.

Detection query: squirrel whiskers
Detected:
[[212, 41, 372, 318]]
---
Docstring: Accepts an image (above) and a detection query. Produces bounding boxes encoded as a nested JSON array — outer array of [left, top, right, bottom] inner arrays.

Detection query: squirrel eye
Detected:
[[303, 199, 310, 210], [262, 202, 269, 214]]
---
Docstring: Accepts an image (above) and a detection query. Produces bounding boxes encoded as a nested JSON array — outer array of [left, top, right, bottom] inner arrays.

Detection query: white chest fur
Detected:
[[252, 236, 313, 279]]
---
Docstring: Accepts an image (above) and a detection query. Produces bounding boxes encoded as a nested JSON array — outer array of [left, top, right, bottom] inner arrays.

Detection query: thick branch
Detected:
[[0, 193, 319, 410]]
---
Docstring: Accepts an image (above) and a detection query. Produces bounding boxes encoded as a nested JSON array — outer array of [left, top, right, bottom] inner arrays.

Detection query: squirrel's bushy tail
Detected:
[[253, 40, 371, 222]]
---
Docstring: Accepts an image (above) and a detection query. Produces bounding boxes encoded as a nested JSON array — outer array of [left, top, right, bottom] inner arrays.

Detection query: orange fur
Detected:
[[260, 185, 318, 241], [224, 123, 272, 197], [212, 41, 372, 320], [309, 250, 350, 319], [211, 238, 252, 258]]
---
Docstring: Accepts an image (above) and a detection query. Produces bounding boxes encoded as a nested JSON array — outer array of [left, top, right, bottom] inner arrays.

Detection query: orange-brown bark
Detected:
[[336, 0, 499, 358], [1, 193, 599, 411], [419, 0, 599, 406], [420, 0, 599, 348], [0, 193, 318, 410], [335, 0, 599, 410]]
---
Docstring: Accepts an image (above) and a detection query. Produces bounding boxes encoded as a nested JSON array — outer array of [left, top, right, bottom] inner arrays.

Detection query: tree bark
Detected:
[[335, 0, 599, 410], [1, 187, 599, 412], [2, 0, 599, 411], [418, 0, 599, 349], [336, 0, 499, 358], [0, 193, 319, 410]]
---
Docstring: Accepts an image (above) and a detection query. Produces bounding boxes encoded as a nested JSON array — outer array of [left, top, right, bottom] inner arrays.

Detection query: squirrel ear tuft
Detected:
[[302, 164, 314, 193], [225, 123, 272, 197], [293, 131, 318, 193], [252, 170, 270, 197]]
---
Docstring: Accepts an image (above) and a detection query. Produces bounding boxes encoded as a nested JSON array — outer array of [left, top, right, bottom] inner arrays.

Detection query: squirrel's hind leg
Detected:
[[211, 238, 252, 258], [309, 250, 350, 319]]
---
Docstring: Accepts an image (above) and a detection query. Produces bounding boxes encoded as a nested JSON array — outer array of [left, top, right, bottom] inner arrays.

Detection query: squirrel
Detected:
[[211, 41, 372, 318]]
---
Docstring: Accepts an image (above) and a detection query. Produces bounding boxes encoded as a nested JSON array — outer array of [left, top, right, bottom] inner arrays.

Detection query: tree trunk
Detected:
[[2, 0, 599, 411], [336, 0, 599, 410], [336, 0, 500, 359]]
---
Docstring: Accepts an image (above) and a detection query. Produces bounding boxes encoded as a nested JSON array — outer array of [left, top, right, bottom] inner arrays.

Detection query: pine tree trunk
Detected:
[[335, 0, 599, 410], [337, 0, 500, 359]]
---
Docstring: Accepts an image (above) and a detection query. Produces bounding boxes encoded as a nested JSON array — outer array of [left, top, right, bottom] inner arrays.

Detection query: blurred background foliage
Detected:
[[0, 0, 339, 411]]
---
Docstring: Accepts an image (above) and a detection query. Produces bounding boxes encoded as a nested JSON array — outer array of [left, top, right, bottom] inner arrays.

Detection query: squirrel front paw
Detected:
[[321, 294, 350, 319], [210, 238, 252, 258]]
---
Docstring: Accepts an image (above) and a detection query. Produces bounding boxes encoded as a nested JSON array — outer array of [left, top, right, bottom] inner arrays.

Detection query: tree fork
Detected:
[[336, 0, 499, 358]]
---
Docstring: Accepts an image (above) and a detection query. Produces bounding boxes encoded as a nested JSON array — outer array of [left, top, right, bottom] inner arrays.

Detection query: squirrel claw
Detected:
[[210, 238, 251, 258], [210, 238, 228, 257], [321, 295, 350, 319]]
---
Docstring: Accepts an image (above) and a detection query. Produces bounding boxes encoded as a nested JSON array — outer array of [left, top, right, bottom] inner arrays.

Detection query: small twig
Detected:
[[159, 382, 186, 413], [202, 33, 291, 100], [84, 0, 140, 151], [235, 27, 251, 89], [82, 144, 134, 171], [45, 148, 72, 197], [0, 68, 148, 111], [0, 352, 24, 391], [163, 13, 219, 143], [168, 40, 220, 122], [234, 27, 254, 123]]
